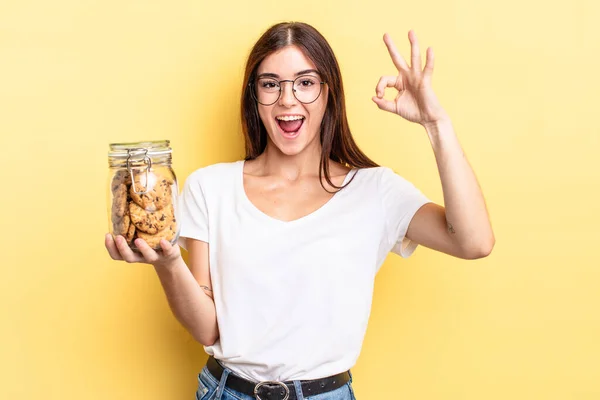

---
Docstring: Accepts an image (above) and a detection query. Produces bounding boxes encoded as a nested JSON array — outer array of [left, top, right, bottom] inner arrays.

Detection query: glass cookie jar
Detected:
[[107, 140, 180, 251]]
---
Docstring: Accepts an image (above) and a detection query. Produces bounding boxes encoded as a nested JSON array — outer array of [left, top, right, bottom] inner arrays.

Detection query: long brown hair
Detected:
[[241, 22, 379, 191]]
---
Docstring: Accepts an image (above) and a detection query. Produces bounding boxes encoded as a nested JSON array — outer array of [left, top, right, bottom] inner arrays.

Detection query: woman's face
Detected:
[[255, 45, 328, 157]]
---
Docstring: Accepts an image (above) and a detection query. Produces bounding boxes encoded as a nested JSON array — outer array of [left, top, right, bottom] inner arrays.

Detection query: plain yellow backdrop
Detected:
[[1, 0, 599, 399]]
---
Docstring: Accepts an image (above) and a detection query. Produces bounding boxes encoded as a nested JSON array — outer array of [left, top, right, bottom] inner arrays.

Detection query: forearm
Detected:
[[153, 257, 219, 346], [424, 119, 495, 256]]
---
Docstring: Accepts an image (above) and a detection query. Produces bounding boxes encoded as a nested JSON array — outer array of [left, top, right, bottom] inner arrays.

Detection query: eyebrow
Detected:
[[256, 69, 320, 79]]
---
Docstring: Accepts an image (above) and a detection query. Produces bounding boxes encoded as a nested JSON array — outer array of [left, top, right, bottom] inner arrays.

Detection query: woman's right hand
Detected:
[[105, 233, 182, 269]]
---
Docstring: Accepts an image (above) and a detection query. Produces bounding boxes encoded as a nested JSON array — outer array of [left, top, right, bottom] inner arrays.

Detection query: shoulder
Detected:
[[351, 165, 399, 185], [185, 160, 242, 185], [374, 166, 414, 185], [352, 166, 421, 197]]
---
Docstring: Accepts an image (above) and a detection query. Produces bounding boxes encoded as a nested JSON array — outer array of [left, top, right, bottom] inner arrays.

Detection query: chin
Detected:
[[266, 125, 318, 157], [272, 140, 308, 156]]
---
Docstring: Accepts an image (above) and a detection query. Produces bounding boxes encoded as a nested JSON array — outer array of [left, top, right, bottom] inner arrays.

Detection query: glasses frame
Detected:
[[249, 75, 326, 106]]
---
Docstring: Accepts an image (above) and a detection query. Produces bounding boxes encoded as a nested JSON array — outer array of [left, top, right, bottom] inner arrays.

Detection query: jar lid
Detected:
[[108, 140, 172, 158]]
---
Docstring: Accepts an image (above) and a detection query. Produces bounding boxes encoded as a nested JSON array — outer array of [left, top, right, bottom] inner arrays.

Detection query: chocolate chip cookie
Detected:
[[136, 221, 177, 248], [129, 171, 173, 212], [111, 183, 128, 219], [111, 169, 132, 190], [129, 201, 174, 234], [125, 222, 136, 243], [113, 213, 131, 237]]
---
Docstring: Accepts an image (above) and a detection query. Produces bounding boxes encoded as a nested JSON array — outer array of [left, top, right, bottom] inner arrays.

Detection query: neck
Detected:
[[255, 142, 324, 180]]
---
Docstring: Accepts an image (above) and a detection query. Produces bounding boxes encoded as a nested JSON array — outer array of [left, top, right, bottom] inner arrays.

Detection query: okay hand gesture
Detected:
[[372, 30, 449, 127]]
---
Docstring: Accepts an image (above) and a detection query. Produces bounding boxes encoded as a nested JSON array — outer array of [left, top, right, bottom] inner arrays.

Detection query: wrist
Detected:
[[153, 255, 184, 274], [422, 116, 452, 133], [422, 118, 460, 154]]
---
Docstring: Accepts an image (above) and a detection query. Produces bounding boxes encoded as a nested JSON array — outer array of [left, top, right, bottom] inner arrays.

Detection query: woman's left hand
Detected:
[[372, 30, 449, 127]]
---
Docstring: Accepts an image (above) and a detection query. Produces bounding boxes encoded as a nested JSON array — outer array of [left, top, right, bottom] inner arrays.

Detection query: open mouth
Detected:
[[276, 115, 305, 138]]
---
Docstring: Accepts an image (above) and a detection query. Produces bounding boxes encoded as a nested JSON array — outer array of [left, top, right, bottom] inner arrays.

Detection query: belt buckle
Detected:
[[254, 380, 290, 400]]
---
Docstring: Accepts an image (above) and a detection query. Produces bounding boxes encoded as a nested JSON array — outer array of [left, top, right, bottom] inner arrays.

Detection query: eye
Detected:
[[260, 80, 279, 89], [298, 77, 317, 87]]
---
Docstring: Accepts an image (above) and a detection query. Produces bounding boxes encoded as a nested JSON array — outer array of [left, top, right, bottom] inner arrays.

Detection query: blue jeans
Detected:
[[195, 362, 357, 400]]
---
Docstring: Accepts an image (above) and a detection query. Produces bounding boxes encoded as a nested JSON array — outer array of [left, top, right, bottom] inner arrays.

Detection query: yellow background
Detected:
[[1, 0, 599, 399]]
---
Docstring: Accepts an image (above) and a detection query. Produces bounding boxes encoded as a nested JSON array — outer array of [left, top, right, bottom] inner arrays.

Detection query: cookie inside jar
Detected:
[[110, 166, 178, 251], [108, 140, 179, 251]]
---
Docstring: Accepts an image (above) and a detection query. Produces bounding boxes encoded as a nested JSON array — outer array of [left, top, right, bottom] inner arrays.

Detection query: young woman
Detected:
[[105, 21, 494, 400]]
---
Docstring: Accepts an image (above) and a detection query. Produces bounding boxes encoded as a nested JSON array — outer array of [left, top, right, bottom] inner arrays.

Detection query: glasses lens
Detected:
[[293, 75, 322, 103], [255, 78, 280, 105]]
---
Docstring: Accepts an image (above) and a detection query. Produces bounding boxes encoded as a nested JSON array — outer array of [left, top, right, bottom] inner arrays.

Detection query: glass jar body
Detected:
[[107, 141, 179, 251]]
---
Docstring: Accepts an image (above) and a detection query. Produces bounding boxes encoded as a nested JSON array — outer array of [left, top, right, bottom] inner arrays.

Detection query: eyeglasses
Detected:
[[250, 75, 325, 106]]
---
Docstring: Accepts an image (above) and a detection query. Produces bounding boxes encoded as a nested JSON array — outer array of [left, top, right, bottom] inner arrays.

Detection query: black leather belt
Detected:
[[206, 356, 351, 400]]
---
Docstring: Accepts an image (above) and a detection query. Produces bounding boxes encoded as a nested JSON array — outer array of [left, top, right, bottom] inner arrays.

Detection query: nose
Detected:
[[278, 80, 297, 107]]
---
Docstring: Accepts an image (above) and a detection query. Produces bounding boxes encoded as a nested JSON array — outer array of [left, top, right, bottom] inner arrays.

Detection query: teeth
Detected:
[[276, 115, 304, 121]]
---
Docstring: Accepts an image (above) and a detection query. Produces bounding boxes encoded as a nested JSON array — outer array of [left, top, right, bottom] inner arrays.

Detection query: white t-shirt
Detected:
[[178, 160, 431, 382]]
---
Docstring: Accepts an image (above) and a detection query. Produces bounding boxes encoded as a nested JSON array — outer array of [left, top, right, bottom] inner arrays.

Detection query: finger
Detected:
[[158, 239, 179, 257], [114, 235, 145, 263], [372, 96, 397, 114], [383, 33, 409, 71], [423, 47, 434, 77], [409, 30, 422, 71], [105, 233, 123, 260], [375, 76, 402, 97], [134, 238, 159, 264]]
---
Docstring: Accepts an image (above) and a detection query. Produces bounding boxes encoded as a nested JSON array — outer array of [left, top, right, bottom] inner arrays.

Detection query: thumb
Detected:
[[372, 96, 396, 113], [159, 239, 179, 256]]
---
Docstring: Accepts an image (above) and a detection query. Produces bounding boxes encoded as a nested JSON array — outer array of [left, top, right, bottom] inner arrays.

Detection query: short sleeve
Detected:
[[177, 171, 209, 250], [379, 167, 431, 258]]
